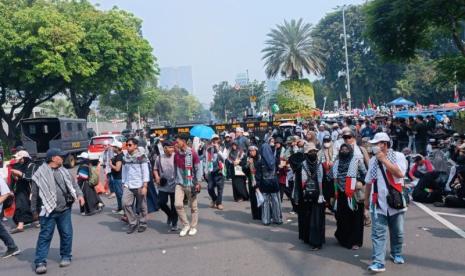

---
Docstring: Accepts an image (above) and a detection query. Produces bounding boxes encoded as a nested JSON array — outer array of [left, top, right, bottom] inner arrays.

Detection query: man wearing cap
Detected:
[[31, 148, 85, 274], [154, 140, 178, 231], [364, 133, 408, 273], [110, 141, 124, 214], [235, 127, 250, 151], [205, 134, 226, 210], [174, 134, 202, 237]]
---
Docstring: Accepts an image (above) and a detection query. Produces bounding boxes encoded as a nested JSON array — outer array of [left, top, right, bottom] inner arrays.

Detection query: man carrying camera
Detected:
[[154, 140, 178, 231], [364, 133, 407, 273], [31, 148, 85, 274]]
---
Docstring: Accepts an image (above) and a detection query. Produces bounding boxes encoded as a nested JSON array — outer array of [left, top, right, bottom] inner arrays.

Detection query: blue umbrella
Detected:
[[189, 125, 215, 139]]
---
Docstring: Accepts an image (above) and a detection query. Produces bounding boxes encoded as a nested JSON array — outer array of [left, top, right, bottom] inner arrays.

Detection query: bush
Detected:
[[276, 79, 316, 113]]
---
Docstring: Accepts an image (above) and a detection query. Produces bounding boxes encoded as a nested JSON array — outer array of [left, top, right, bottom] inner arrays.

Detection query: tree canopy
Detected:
[[262, 19, 325, 80]]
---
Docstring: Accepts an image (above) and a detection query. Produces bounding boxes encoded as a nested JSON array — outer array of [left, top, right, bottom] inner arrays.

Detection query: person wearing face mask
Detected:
[[364, 133, 408, 273], [294, 143, 326, 250], [318, 135, 335, 209], [332, 143, 367, 250]]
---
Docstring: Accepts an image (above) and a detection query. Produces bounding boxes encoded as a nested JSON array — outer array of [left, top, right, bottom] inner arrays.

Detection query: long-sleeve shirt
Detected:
[[122, 160, 150, 189], [174, 147, 202, 186]]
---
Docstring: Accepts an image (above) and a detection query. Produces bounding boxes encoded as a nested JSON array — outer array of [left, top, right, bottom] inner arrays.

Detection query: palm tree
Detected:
[[262, 19, 325, 80]]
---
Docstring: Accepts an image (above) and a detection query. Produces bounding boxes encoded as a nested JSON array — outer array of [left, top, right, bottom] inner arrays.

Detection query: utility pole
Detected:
[[342, 5, 352, 111]]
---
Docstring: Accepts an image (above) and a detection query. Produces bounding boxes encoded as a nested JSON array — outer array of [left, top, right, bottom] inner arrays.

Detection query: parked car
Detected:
[[88, 134, 127, 160]]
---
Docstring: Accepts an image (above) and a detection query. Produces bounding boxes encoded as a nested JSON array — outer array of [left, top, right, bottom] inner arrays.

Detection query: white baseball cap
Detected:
[[77, 152, 89, 159], [369, 132, 391, 144], [211, 134, 220, 140], [13, 150, 31, 160], [111, 141, 123, 149]]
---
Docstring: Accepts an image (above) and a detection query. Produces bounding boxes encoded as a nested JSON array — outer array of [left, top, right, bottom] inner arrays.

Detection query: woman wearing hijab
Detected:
[[9, 151, 37, 233], [305, 131, 320, 149], [243, 145, 261, 220], [257, 143, 282, 225], [76, 152, 103, 216], [332, 143, 367, 250], [228, 142, 249, 202], [318, 135, 335, 209], [296, 143, 326, 250]]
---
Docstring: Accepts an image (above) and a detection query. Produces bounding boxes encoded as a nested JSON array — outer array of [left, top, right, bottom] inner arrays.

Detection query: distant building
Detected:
[[159, 66, 194, 93], [266, 79, 280, 93], [235, 72, 249, 87]]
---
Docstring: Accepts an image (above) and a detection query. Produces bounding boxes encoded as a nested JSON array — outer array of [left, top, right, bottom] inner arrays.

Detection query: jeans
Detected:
[[35, 209, 73, 265], [207, 172, 224, 205], [0, 219, 17, 249], [371, 211, 405, 265], [158, 191, 178, 226], [110, 176, 123, 210], [262, 192, 282, 225]]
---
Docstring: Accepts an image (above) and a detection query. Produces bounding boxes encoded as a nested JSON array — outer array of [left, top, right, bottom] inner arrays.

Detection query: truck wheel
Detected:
[[65, 154, 76, 169]]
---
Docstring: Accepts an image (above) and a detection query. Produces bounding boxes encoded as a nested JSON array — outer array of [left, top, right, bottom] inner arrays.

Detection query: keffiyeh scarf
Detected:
[[333, 157, 359, 211]]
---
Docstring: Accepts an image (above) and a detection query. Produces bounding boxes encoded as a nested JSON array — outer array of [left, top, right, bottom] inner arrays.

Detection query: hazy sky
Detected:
[[91, 0, 365, 104]]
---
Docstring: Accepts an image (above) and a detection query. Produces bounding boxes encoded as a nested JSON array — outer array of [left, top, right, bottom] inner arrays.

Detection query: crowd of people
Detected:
[[1, 115, 465, 274]]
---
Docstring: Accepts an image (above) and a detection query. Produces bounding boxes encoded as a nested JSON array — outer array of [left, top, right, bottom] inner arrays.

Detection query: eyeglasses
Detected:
[[342, 136, 353, 140]]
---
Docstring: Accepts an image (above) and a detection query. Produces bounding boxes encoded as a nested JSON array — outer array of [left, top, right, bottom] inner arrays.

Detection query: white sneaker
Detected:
[[179, 226, 190, 237], [188, 228, 198, 236]]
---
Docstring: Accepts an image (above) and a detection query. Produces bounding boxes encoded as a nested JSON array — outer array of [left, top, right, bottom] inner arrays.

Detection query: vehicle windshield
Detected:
[[90, 137, 113, 145]]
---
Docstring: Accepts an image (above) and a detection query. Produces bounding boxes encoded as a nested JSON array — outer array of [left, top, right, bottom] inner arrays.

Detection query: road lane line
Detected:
[[413, 202, 465, 239], [435, 212, 465, 219]]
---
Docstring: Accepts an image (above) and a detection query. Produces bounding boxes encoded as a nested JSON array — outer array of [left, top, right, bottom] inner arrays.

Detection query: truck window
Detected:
[[67, 123, 73, 131], [77, 123, 83, 131], [30, 125, 37, 135], [43, 125, 49, 134]]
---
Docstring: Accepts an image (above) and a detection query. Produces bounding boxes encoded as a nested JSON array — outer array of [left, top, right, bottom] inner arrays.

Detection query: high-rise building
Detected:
[[235, 72, 249, 87], [159, 66, 194, 93]]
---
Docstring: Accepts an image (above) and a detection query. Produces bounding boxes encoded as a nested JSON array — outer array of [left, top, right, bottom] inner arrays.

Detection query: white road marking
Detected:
[[414, 202, 465, 239], [435, 212, 465, 219]]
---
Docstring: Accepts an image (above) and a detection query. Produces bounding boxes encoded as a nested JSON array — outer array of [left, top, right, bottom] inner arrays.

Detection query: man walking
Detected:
[[174, 134, 202, 237], [205, 134, 226, 210], [0, 177, 20, 259], [31, 148, 85, 274], [364, 133, 408, 273], [154, 140, 178, 231], [122, 138, 150, 234]]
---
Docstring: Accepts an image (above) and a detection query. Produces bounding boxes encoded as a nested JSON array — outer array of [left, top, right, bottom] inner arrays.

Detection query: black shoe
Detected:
[[127, 224, 138, 234], [35, 263, 47, 274], [138, 223, 147, 233], [433, 201, 445, 207], [2, 246, 20, 258]]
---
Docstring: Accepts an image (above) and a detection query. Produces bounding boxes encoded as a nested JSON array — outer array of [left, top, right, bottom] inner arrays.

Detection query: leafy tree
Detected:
[[39, 97, 76, 118], [262, 19, 325, 80], [0, 0, 85, 145], [58, 1, 157, 119], [210, 81, 265, 121], [365, 0, 465, 61], [276, 79, 316, 113], [312, 5, 404, 107]]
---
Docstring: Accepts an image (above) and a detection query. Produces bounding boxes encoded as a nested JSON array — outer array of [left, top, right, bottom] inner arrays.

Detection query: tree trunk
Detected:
[[126, 113, 134, 130]]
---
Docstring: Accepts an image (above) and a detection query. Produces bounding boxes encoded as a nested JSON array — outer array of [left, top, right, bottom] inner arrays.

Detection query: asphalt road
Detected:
[[2, 180, 465, 276]]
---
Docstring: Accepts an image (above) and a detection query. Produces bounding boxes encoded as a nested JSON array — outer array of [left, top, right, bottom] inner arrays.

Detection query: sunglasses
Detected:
[[342, 136, 353, 139], [127, 143, 135, 147]]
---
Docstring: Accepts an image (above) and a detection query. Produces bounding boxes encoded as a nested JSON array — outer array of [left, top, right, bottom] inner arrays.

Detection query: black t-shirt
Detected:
[[111, 153, 124, 179]]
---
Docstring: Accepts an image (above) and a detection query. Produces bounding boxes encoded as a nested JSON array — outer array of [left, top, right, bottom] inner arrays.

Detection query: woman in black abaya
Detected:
[[228, 142, 249, 202], [332, 144, 366, 250]]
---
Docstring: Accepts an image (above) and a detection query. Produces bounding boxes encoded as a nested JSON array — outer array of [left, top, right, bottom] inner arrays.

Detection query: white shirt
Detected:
[[0, 177, 11, 213], [365, 152, 408, 216]]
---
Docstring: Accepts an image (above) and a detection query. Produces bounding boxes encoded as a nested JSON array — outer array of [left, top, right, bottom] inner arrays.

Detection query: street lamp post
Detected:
[[342, 5, 352, 111]]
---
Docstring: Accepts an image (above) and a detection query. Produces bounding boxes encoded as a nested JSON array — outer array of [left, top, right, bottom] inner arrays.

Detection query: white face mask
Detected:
[[324, 142, 331, 148], [372, 145, 380, 155]]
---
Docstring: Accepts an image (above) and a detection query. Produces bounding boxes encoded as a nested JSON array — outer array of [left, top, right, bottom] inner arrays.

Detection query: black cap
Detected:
[[46, 148, 66, 159], [176, 133, 190, 141]]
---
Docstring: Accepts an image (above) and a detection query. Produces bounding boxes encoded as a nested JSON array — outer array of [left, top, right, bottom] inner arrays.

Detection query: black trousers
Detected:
[[207, 172, 225, 205], [158, 191, 178, 226]]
